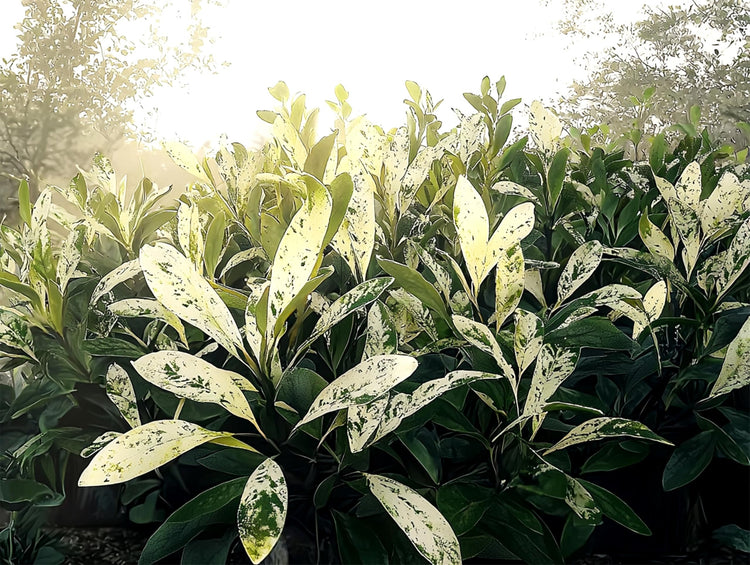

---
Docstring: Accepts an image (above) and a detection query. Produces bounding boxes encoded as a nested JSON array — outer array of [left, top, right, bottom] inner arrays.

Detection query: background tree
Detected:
[[0, 0, 218, 221], [552, 0, 749, 155]]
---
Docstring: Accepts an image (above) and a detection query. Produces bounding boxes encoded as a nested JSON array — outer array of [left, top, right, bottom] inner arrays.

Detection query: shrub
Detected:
[[1, 78, 748, 564]]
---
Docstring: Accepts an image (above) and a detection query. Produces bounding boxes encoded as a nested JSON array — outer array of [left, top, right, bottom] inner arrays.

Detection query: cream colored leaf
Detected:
[[632, 280, 667, 338], [524, 269, 547, 308], [529, 101, 562, 158], [453, 175, 489, 290], [131, 352, 260, 431], [105, 364, 141, 429], [452, 315, 515, 390], [523, 345, 579, 418], [717, 217, 750, 299], [639, 213, 675, 260], [708, 316, 750, 398], [364, 301, 398, 359], [399, 134, 457, 212], [108, 298, 188, 346], [90, 260, 141, 305], [337, 155, 376, 279], [485, 202, 535, 281], [294, 355, 418, 428], [80, 431, 122, 459], [675, 161, 702, 211], [237, 459, 287, 565], [667, 198, 701, 274], [57, 226, 85, 292], [654, 175, 677, 203], [544, 417, 671, 454], [272, 116, 307, 167], [557, 241, 603, 306], [514, 309, 544, 375], [267, 178, 332, 336], [177, 202, 204, 269], [78, 419, 231, 486], [365, 474, 461, 565], [347, 396, 389, 453], [219, 248, 267, 280], [164, 141, 211, 184], [495, 242, 525, 330], [491, 180, 539, 202], [140, 243, 244, 358], [244, 279, 269, 362]]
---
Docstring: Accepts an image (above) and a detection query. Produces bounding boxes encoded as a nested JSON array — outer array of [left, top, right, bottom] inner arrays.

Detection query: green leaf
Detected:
[[164, 141, 211, 184], [712, 524, 750, 553], [140, 243, 244, 358], [0, 479, 63, 508], [545, 317, 635, 351], [547, 148, 570, 212], [581, 442, 648, 473], [545, 417, 671, 454], [139, 477, 247, 564], [708, 316, 750, 399], [365, 473, 461, 565], [78, 420, 234, 486], [662, 431, 716, 491], [132, 351, 262, 434], [237, 459, 287, 564], [18, 179, 31, 226], [556, 241, 603, 306], [578, 479, 651, 536], [0, 271, 42, 312], [294, 354, 418, 429], [204, 212, 227, 277], [377, 257, 450, 321], [82, 337, 147, 358], [105, 363, 142, 429], [332, 512, 389, 565], [303, 132, 337, 180]]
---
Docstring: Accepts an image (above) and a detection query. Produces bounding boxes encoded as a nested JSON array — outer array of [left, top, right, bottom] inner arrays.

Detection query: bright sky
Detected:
[[0, 0, 668, 150]]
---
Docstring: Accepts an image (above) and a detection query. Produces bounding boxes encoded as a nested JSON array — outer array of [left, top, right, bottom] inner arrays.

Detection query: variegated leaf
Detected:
[[244, 280, 269, 362], [294, 355, 418, 428], [410, 242, 453, 301], [389, 288, 438, 340], [337, 156, 376, 279], [708, 316, 750, 398], [701, 172, 745, 239], [57, 225, 85, 292], [140, 243, 244, 358], [675, 161, 702, 211], [452, 315, 515, 389], [164, 141, 211, 184], [534, 462, 600, 521], [363, 301, 398, 359], [105, 364, 142, 428], [654, 175, 677, 204], [0, 308, 35, 359], [632, 280, 667, 338], [458, 112, 485, 163], [347, 396, 389, 453], [267, 177, 332, 336], [382, 127, 410, 219], [524, 269, 547, 308], [639, 212, 675, 260], [90, 260, 141, 304], [399, 134, 457, 212], [78, 419, 231, 486], [544, 417, 671, 454], [514, 309, 544, 375], [131, 352, 261, 432], [237, 459, 287, 565], [717, 217, 750, 299], [557, 241, 603, 306], [365, 474, 461, 565], [667, 198, 701, 274], [495, 243, 526, 331], [523, 345, 579, 432], [108, 298, 188, 346], [303, 277, 393, 348], [528, 101, 562, 158], [272, 116, 307, 167], [485, 202, 535, 281], [80, 431, 122, 459], [491, 180, 539, 202], [373, 370, 499, 443], [177, 202, 204, 269], [453, 175, 489, 289], [219, 248, 267, 280]]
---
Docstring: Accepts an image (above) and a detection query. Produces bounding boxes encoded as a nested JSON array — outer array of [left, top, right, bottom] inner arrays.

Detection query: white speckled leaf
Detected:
[[452, 315, 515, 389], [219, 248, 267, 281], [708, 316, 750, 398], [389, 288, 437, 340], [57, 225, 85, 292], [410, 242, 453, 301], [523, 345, 579, 420], [80, 431, 122, 459], [667, 198, 701, 274], [347, 396, 389, 453], [108, 298, 188, 346], [399, 134, 457, 212], [514, 309, 544, 375], [272, 116, 307, 167], [458, 113, 485, 163], [675, 161, 702, 211], [164, 141, 211, 184], [383, 128, 410, 219], [0, 308, 35, 359], [529, 101, 562, 158], [237, 459, 287, 565], [534, 463, 600, 521], [557, 241, 603, 306], [524, 269, 547, 308], [105, 364, 141, 429], [639, 213, 675, 260], [544, 417, 671, 454], [294, 354, 418, 428], [701, 172, 746, 239], [267, 179, 332, 336], [373, 371, 499, 443], [491, 181, 539, 202], [337, 155, 376, 279], [632, 280, 667, 338], [177, 203, 204, 269], [90, 260, 141, 305], [485, 203, 535, 282], [244, 280, 269, 362], [654, 175, 677, 203], [453, 175, 489, 290], [140, 243, 244, 358], [365, 473, 461, 565], [717, 217, 750, 299], [304, 277, 393, 349], [364, 301, 398, 359], [78, 419, 231, 486], [131, 352, 260, 431]]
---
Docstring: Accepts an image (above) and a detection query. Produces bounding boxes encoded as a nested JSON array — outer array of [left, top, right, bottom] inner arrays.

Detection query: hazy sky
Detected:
[[0, 1, 662, 150]]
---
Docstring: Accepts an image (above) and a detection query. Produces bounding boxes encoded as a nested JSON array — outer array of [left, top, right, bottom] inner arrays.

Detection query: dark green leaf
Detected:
[[546, 317, 635, 351], [662, 431, 716, 491], [82, 337, 147, 358], [578, 479, 650, 535]]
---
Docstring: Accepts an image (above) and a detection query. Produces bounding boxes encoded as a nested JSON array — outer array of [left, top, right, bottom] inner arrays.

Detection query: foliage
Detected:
[[0, 0, 219, 221], [553, 0, 750, 154], [0, 77, 748, 564]]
